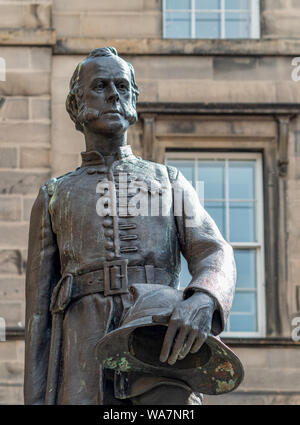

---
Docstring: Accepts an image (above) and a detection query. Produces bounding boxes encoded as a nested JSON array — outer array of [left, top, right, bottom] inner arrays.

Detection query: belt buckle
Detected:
[[103, 259, 129, 296]]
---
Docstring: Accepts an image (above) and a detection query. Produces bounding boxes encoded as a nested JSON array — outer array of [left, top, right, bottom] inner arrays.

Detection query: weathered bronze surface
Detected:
[[24, 47, 238, 405], [95, 283, 244, 400]]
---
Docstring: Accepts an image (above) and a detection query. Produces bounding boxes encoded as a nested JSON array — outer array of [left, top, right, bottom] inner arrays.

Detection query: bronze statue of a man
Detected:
[[24, 48, 236, 405]]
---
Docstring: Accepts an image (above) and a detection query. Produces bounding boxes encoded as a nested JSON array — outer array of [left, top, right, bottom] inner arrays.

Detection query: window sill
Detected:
[[54, 37, 300, 56], [222, 337, 300, 347], [3, 327, 24, 341], [4, 328, 300, 348]]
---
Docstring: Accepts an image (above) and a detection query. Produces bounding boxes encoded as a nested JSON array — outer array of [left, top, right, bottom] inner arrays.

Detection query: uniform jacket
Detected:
[[24, 145, 236, 404]]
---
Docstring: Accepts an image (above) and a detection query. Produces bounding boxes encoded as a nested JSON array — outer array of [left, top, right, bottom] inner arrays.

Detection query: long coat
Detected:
[[24, 145, 236, 405]]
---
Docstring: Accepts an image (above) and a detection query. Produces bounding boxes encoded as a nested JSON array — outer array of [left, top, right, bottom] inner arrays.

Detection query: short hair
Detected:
[[66, 47, 139, 133]]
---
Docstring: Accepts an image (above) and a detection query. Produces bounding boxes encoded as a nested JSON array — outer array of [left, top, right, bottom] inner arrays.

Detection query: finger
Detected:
[[178, 329, 198, 360], [159, 321, 178, 363], [167, 327, 189, 365], [190, 333, 207, 354]]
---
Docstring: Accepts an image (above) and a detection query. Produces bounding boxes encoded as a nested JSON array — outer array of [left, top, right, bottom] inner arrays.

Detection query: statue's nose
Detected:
[[106, 83, 119, 103]]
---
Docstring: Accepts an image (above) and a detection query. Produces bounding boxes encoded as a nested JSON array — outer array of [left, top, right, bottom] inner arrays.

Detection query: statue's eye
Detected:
[[94, 82, 104, 92], [118, 83, 128, 92]]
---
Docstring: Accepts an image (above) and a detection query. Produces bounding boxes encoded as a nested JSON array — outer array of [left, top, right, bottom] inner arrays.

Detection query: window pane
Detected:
[[167, 159, 195, 186], [225, 12, 250, 38], [230, 313, 257, 332], [165, 12, 191, 38], [166, 0, 191, 10], [234, 249, 256, 288], [232, 292, 256, 314], [229, 160, 255, 199], [198, 160, 225, 199], [196, 12, 221, 38], [226, 0, 249, 10], [195, 0, 220, 9], [230, 201, 255, 242], [165, 154, 263, 336], [205, 201, 226, 238]]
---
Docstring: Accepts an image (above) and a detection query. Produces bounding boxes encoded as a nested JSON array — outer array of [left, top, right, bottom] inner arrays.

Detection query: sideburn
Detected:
[[78, 104, 100, 126], [124, 102, 138, 125]]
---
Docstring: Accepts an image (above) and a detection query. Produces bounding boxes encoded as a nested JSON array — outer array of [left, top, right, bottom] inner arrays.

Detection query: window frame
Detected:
[[162, 0, 261, 40], [165, 151, 266, 338]]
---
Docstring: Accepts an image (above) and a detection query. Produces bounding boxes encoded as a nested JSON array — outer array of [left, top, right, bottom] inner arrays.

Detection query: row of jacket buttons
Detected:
[[88, 167, 140, 261], [102, 216, 115, 261]]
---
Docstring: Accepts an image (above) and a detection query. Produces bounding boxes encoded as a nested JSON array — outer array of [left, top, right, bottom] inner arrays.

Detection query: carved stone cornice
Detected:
[[137, 102, 300, 116], [54, 38, 300, 57], [137, 102, 300, 177]]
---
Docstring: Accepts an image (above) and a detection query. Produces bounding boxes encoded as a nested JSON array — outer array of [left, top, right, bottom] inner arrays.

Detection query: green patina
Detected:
[[215, 379, 236, 394], [215, 361, 235, 377], [104, 357, 117, 369], [118, 357, 131, 372], [76, 61, 83, 81], [104, 356, 131, 372]]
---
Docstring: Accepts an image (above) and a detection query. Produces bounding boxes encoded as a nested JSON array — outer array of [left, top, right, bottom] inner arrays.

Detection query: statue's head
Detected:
[[66, 47, 139, 135]]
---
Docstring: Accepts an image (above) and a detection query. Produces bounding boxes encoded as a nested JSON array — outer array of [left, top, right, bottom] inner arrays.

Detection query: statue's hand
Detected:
[[159, 292, 215, 365]]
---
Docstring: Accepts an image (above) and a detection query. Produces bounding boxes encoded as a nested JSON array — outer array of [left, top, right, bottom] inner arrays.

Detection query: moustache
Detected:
[[77, 105, 100, 125], [78, 102, 137, 126]]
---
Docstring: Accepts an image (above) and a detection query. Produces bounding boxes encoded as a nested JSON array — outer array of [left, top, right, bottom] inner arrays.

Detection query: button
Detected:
[[103, 218, 113, 227], [104, 229, 114, 237], [87, 168, 97, 175], [105, 241, 114, 250], [106, 252, 115, 261], [101, 197, 110, 207]]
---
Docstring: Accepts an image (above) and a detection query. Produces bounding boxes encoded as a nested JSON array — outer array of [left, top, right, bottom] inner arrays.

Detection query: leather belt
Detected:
[[50, 260, 174, 314], [73, 263, 174, 300]]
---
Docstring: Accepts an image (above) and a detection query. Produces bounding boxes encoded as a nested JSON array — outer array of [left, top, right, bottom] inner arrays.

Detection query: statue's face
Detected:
[[79, 55, 134, 135]]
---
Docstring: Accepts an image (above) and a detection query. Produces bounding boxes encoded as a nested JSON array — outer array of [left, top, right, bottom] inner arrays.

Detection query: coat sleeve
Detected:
[[24, 185, 61, 404], [172, 170, 236, 335]]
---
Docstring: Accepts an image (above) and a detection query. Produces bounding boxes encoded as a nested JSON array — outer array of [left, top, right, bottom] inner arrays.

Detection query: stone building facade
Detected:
[[0, 0, 300, 404]]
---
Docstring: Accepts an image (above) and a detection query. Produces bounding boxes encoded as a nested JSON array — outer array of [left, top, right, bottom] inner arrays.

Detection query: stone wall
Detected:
[[51, 0, 300, 41], [0, 43, 52, 404], [0, 0, 300, 405], [261, 0, 300, 38], [0, 0, 53, 404], [53, 0, 162, 39]]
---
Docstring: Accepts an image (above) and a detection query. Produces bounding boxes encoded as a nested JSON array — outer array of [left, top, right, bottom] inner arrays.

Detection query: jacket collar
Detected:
[[81, 145, 134, 166]]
